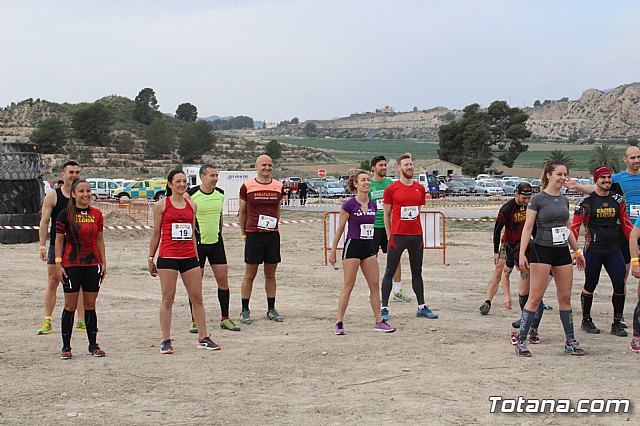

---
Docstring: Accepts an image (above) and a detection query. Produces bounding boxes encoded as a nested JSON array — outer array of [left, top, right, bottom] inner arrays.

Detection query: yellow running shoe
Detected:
[[36, 319, 53, 335], [75, 321, 87, 332]]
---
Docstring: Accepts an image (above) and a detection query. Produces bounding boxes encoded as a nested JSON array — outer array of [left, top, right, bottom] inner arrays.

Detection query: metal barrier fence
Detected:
[[322, 210, 446, 265], [94, 200, 154, 225]]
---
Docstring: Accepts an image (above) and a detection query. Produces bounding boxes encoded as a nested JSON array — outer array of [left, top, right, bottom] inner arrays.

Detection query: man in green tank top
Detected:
[[185, 164, 241, 332], [368, 156, 408, 302]]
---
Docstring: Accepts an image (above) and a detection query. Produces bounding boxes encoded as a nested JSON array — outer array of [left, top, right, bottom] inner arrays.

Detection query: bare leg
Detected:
[[361, 256, 382, 322], [337, 259, 360, 323], [158, 269, 178, 340], [182, 267, 208, 339]]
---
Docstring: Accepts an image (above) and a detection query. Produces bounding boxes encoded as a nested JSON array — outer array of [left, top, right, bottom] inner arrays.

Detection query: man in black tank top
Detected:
[[36, 161, 86, 335]]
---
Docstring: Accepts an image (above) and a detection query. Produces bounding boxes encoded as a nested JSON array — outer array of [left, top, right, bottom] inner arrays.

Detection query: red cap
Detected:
[[593, 167, 612, 181]]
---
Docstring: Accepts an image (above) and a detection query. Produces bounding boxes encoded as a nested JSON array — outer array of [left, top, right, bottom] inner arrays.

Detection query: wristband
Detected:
[[632, 261, 640, 267], [39, 245, 45, 250], [147, 256, 154, 261], [242, 235, 246, 239], [55, 257, 62, 263], [631, 257, 639, 262], [574, 250, 583, 257]]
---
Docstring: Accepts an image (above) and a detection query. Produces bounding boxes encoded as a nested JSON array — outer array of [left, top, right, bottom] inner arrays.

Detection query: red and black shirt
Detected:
[[55, 207, 103, 267], [493, 199, 527, 253]]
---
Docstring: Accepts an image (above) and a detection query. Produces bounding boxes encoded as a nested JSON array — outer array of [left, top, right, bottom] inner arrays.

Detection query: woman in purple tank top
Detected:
[[329, 170, 396, 335]]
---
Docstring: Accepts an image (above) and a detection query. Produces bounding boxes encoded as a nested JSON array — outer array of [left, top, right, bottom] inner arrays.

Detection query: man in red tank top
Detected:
[[239, 155, 284, 324]]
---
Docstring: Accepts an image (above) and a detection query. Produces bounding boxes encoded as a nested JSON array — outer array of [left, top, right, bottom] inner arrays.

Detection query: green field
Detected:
[[273, 137, 624, 171]]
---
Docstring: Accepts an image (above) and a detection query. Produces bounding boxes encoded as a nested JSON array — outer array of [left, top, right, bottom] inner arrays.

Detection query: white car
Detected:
[[475, 180, 504, 196], [476, 174, 492, 181]]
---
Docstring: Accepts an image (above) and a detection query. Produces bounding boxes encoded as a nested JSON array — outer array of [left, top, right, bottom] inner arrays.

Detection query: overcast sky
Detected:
[[1, 0, 638, 122]]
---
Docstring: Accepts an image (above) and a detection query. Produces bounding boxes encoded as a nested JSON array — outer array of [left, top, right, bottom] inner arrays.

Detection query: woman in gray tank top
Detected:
[[514, 161, 586, 357]]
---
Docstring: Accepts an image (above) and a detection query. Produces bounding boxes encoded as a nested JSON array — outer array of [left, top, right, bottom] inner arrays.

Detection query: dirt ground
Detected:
[[1, 218, 638, 425]]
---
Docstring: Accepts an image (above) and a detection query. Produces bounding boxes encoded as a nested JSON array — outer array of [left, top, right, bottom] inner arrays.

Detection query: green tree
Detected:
[[545, 150, 575, 168], [29, 117, 66, 153], [175, 103, 198, 122], [264, 139, 282, 160], [304, 122, 317, 137], [628, 137, 639, 147], [71, 103, 114, 146], [438, 101, 531, 176], [133, 87, 159, 124], [145, 119, 175, 157], [291, 117, 299, 124], [115, 132, 134, 154], [533, 100, 541, 108], [359, 160, 370, 170], [412, 106, 419, 112], [587, 144, 621, 173], [178, 121, 215, 162]]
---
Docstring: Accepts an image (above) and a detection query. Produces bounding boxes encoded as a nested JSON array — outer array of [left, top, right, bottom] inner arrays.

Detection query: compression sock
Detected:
[[218, 289, 230, 319], [267, 297, 275, 310], [581, 291, 593, 320], [484, 300, 492, 306], [518, 308, 536, 342], [61, 309, 75, 350], [392, 281, 402, 293], [560, 310, 576, 341], [519, 293, 529, 311], [241, 298, 250, 311], [612, 293, 625, 323], [84, 309, 97, 348], [633, 301, 640, 337], [532, 300, 545, 329]]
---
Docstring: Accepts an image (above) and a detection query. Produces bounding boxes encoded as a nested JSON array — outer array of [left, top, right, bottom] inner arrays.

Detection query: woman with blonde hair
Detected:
[[514, 160, 586, 357], [329, 170, 396, 335]]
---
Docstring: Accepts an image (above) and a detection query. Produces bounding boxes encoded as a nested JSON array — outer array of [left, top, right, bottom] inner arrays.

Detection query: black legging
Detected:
[[299, 191, 307, 205], [381, 234, 425, 306]]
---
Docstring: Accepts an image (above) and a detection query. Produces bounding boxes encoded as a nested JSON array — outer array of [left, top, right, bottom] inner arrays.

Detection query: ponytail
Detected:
[[541, 160, 566, 189]]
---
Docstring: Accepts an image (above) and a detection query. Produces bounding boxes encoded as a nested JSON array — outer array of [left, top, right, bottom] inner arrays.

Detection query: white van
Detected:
[[86, 178, 119, 200]]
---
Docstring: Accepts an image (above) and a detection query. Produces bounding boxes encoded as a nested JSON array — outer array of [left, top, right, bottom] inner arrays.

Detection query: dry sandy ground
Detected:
[[1, 219, 639, 425]]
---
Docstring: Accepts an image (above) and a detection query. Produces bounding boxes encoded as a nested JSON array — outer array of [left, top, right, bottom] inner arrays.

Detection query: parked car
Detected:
[[415, 173, 441, 198], [456, 177, 477, 193], [475, 174, 492, 181], [321, 181, 347, 198], [475, 180, 504, 196], [43, 180, 54, 196], [445, 180, 469, 196], [501, 180, 520, 196], [86, 178, 119, 200], [530, 179, 541, 193]]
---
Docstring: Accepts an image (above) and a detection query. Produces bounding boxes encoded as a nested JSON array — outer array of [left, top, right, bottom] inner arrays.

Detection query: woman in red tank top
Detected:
[[148, 170, 220, 353]]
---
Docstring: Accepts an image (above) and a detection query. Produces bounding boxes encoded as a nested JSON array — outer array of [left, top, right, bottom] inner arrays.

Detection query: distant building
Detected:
[[376, 106, 395, 114], [417, 159, 462, 177]]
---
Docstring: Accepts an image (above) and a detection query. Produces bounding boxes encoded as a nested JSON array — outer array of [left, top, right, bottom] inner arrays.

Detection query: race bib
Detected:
[[257, 214, 277, 230], [400, 206, 419, 220], [171, 223, 192, 240], [552, 226, 569, 245], [376, 199, 384, 210], [360, 223, 374, 239], [630, 205, 640, 219]]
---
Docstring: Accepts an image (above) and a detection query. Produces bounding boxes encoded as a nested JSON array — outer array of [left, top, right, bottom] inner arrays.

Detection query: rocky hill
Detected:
[[0, 97, 334, 178], [266, 82, 640, 141]]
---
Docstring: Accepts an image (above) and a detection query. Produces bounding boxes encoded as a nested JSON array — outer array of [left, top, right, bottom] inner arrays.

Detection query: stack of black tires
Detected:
[[0, 142, 44, 244]]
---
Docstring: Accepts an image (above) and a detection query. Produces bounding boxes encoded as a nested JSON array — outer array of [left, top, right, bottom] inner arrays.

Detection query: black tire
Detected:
[[0, 179, 44, 214], [153, 191, 166, 201], [0, 142, 40, 153], [118, 193, 131, 200], [0, 212, 40, 244], [0, 152, 44, 180]]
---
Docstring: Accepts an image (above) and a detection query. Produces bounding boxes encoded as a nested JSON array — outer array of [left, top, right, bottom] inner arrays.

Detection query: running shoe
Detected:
[[267, 308, 283, 322], [610, 322, 628, 337], [381, 307, 389, 321], [37, 319, 53, 335], [160, 339, 173, 354], [620, 318, 628, 328], [189, 321, 198, 334], [240, 309, 252, 324], [581, 318, 600, 334], [393, 289, 412, 303], [75, 321, 86, 332], [543, 304, 553, 311], [416, 306, 439, 319], [512, 319, 521, 329], [514, 340, 531, 357], [335, 323, 345, 335], [630, 338, 640, 353], [510, 331, 519, 345], [479, 302, 491, 315], [197, 336, 221, 351], [564, 339, 586, 356], [60, 349, 73, 360], [220, 318, 241, 331], [528, 328, 540, 345], [88, 344, 106, 357], [374, 321, 396, 333]]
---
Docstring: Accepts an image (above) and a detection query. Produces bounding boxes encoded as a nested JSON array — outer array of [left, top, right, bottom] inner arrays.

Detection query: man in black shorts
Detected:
[[186, 164, 240, 332], [239, 155, 284, 324]]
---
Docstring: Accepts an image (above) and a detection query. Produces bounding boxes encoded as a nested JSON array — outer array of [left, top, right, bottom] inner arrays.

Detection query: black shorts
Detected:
[[342, 238, 376, 261], [157, 257, 200, 273], [62, 265, 101, 293], [504, 241, 532, 269], [372, 227, 388, 254], [618, 226, 636, 264], [245, 232, 281, 264], [529, 243, 572, 267], [197, 239, 227, 267]]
